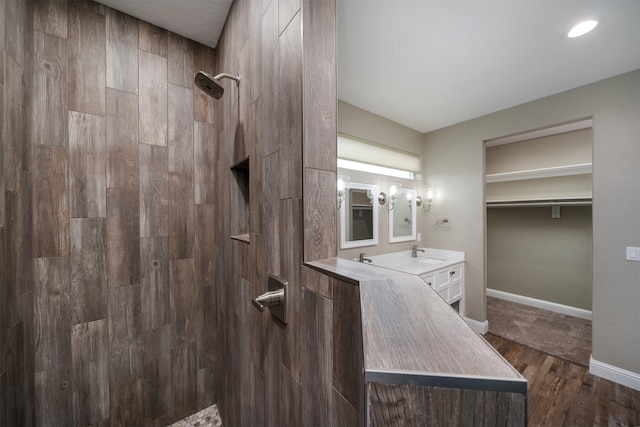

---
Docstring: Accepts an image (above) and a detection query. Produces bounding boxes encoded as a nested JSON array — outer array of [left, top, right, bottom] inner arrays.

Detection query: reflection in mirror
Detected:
[[389, 187, 417, 243], [339, 182, 379, 249]]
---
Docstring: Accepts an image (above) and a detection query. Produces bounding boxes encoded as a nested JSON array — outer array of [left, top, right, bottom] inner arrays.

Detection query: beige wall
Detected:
[[338, 101, 427, 258], [487, 206, 593, 310], [424, 70, 640, 376]]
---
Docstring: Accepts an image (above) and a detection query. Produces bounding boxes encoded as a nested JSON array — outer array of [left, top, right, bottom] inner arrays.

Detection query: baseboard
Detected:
[[590, 356, 640, 391], [486, 288, 592, 321], [464, 317, 489, 335]]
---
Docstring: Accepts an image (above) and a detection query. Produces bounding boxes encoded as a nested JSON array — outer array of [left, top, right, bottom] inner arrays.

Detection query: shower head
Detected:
[[194, 71, 241, 99]]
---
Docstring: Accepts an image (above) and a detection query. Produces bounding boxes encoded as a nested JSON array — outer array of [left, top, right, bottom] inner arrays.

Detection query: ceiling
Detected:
[[95, 0, 232, 48], [96, 0, 639, 134], [338, 1, 640, 133]]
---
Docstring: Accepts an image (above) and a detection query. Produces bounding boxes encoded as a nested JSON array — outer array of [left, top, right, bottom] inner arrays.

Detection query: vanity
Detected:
[[367, 248, 465, 312]]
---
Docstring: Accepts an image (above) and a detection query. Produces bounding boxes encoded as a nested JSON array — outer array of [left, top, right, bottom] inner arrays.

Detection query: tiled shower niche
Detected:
[[230, 157, 249, 242]]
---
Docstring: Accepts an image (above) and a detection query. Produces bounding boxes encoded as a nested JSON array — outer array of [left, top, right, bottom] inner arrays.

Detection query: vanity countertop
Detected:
[[306, 258, 526, 394], [367, 247, 465, 275]]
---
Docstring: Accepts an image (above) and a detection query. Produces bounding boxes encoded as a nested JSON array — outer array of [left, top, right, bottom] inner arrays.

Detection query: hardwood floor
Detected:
[[486, 333, 640, 426]]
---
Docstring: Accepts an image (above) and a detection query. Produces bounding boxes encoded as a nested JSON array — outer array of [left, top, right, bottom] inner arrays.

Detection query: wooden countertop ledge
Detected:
[[306, 258, 526, 395]]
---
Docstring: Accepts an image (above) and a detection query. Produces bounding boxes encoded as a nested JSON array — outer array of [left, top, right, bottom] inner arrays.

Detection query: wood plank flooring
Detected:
[[486, 333, 640, 426]]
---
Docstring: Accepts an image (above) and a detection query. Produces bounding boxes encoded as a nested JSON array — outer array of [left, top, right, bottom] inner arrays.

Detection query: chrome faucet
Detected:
[[411, 245, 425, 258], [359, 253, 373, 263]]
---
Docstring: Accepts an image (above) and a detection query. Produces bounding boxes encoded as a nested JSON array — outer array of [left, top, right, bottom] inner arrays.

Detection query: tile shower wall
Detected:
[[1, 0, 218, 424], [211, 1, 355, 426]]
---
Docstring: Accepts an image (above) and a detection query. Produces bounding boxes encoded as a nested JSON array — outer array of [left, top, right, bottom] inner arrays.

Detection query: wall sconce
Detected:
[[337, 175, 350, 209], [377, 192, 387, 205], [387, 185, 398, 211], [416, 190, 433, 212]]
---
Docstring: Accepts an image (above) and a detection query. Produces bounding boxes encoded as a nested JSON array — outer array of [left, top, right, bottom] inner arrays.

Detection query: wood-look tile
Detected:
[[106, 189, 140, 288], [70, 218, 107, 324], [4, 322, 25, 426], [194, 121, 216, 205], [5, 190, 23, 329], [192, 44, 215, 124], [33, 145, 68, 257], [34, 257, 71, 372], [141, 325, 171, 420], [29, 30, 67, 148], [106, 7, 138, 93], [140, 236, 169, 331], [258, 2, 281, 157], [196, 287, 215, 369], [0, 228, 5, 370], [303, 168, 337, 261], [139, 144, 169, 237], [1, 91, 4, 228], [0, 0, 6, 85], [108, 284, 142, 388], [138, 21, 168, 57], [332, 279, 362, 410], [170, 259, 197, 348], [106, 88, 139, 190], [34, 365, 72, 426], [21, 288, 35, 427], [168, 32, 194, 88], [248, 101, 264, 235], [68, 3, 105, 115], [278, 12, 303, 199], [69, 111, 106, 218], [168, 172, 194, 260], [368, 383, 525, 426], [198, 366, 216, 411], [301, 288, 333, 426], [280, 365, 302, 427], [4, 54, 23, 192], [139, 50, 168, 146], [278, 0, 300, 35], [4, 0, 25, 65], [302, 0, 336, 171], [71, 319, 110, 426], [171, 344, 197, 420], [263, 153, 280, 274], [195, 204, 215, 288], [33, 0, 68, 38], [332, 389, 359, 427], [168, 84, 194, 174], [110, 378, 143, 426]]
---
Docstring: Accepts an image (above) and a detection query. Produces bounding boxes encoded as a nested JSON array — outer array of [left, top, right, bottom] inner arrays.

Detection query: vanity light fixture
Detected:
[[416, 190, 434, 212], [388, 184, 399, 211], [337, 175, 350, 209], [567, 19, 598, 38], [377, 192, 387, 205]]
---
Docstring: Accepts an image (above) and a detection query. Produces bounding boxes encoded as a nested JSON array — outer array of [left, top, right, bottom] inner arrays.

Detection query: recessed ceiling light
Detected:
[[567, 20, 598, 38]]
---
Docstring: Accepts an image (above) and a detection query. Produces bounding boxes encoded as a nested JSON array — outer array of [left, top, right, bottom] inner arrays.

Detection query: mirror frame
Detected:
[[339, 182, 379, 249], [389, 187, 417, 243]]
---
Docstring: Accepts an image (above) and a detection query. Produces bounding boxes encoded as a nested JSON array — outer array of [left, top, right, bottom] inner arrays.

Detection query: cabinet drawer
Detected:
[[420, 274, 435, 289], [448, 265, 462, 281]]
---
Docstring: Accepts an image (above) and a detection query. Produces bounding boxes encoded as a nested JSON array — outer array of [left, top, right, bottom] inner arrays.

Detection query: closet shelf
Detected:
[[486, 198, 592, 208], [486, 163, 592, 183]]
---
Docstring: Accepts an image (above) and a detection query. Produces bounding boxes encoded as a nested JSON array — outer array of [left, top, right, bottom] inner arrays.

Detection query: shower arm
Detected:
[[214, 73, 241, 86]]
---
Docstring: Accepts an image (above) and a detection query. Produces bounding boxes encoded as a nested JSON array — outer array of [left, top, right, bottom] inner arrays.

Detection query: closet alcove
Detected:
[[485, 119, 593, 317]]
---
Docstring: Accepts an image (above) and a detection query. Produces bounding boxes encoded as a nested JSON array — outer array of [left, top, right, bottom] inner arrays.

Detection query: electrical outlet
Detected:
[[626, 246, 640, 261]]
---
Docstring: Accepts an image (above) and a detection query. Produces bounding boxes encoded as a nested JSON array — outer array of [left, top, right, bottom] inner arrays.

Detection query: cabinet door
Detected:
[[434, 269, 450, 291], [449, 280, 462, 302]]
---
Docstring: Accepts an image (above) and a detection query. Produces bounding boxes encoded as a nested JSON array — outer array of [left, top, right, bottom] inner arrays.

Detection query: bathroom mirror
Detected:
[[389, 187, 417, 243], [339, 182, 379, 249]]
